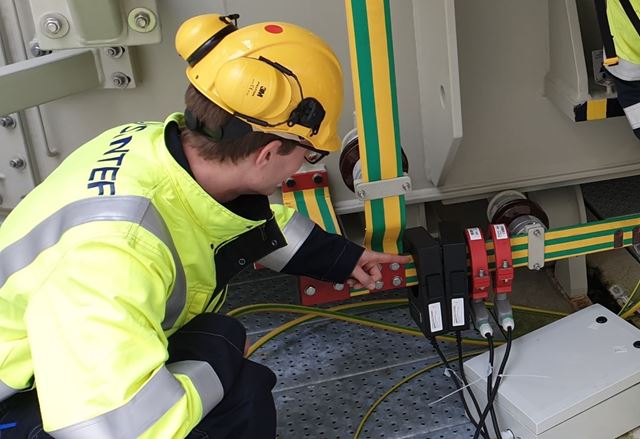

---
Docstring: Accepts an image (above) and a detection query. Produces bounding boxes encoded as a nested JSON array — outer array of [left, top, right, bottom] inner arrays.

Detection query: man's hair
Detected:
[[181, 84, 298, 163]]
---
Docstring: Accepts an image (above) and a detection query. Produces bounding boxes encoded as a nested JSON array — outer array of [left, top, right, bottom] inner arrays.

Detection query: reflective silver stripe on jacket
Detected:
[[49, 366, 185, 439], [257, 212, 315, 271], [605, 58, 640, 81], [167, 360, 223, 418], [0, 195, 186, 330], [0, 379, 16, 401], [624, 102, 640, 129]]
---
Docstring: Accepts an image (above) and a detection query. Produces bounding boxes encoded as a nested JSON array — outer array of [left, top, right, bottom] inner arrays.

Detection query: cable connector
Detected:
[[500, 429, 515, 439], [494, 293, 515, 331], [471, 299, 493, 338]]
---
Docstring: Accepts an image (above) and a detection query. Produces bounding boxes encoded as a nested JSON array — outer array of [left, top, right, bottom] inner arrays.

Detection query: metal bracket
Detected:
[[354, 173, 411, 201], [28, 0, 161, 50], [524, 224, 545, 270]]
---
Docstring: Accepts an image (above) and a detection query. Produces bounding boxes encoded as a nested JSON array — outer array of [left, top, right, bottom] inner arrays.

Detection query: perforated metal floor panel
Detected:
[[223, 269, 480, 439], [582, 175, 640, 219]]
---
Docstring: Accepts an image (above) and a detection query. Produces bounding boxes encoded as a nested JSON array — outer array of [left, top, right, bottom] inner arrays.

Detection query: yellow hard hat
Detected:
[[175, 14, 344, 152]]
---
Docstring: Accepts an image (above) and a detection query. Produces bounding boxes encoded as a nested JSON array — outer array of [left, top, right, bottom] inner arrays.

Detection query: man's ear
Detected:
[[254, 140, 282, 167]]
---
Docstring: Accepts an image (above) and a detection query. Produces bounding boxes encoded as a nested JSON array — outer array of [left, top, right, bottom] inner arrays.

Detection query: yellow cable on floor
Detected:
[[244, 300, 487, 356], [247, 300, 405, 357], [353, 350, 485, 439], [620, 279, 640, 319]]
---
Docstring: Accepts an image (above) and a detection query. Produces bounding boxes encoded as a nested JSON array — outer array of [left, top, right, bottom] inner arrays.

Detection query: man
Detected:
[[595, 0, 640, 139], [0, 12, 409, 439]]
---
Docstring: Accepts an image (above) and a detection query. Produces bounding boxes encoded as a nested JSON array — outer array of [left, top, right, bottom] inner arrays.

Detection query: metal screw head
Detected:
[[533, 263, 541, 270], [374, 280, 384, 290], [312, 173, 323, 184], [9, 157, 26, 169], [357, 189, 366, 199], [402, 182, 411, 192], [390, 262, 400, 271], [30, 42, 50, 57], [45, 17, 62, 34], [105, 46, 125, 59], [111, 72, 131, 89], [0, 116, 16, 129], [392, 276, 403, 287], [135, 12, 151, 29], [40, 14, 68, 38], [285, 178, 296, 188], [502, 260, 509, 268], [533, 229, 542, 237], [304, 286, 316, 296], [478, 268, 486, 277], [237, 258, 246, 266], [333, 283, 344, 291], [128, 7, 157, 33]]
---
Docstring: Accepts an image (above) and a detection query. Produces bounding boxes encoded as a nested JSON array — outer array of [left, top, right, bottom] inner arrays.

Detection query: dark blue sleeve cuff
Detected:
[[281, 225, 364, 283]]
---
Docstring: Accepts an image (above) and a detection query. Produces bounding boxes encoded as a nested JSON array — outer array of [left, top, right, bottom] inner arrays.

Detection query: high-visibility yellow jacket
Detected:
[[0, 113, 362, 438], [605, 0, 640, 80]]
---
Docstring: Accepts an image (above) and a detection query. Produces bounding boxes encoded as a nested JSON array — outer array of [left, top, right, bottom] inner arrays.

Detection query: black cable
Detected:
[[487, 335, 502, 437], [430, 337, 490, 439], [456, 331, 491, 439], [473, 327, 513, 439]]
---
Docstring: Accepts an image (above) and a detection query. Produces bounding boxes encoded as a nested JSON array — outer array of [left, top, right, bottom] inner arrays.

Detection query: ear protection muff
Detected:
[[218, 56, 326, 136], [215, 57, 294, 121]]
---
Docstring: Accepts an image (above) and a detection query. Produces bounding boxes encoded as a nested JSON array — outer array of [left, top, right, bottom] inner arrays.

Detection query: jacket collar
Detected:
[[156, 113, 273, 239]]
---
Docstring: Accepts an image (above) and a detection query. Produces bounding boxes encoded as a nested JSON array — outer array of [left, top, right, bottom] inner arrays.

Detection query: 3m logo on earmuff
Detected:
[[257, 86, 266, 97]]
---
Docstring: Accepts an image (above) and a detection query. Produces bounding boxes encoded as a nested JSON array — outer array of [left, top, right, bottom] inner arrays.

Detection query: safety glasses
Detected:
[[298, 143, 329, 164]]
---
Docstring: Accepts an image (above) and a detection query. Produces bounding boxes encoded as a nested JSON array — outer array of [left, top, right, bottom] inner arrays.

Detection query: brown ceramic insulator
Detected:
[[338, 136, 409, 192], [490, 198, 550, 230]]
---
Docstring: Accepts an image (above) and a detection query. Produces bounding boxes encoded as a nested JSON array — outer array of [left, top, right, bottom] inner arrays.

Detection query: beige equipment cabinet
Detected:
[[0, 0, 638, 297]]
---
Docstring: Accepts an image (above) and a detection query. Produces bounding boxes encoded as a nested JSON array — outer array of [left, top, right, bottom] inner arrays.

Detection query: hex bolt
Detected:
[[312, 173, 323, 184], [30, 42, 50, 57], [390, 262, 400, 271], [45, 17, 62, 34], [105, 46, 125, 59], [135, 12, 151, 29], [111, 72, 131, 89], [357, 189, 366, 199], [9, 157, 26, 169], [392, 276, 403, 287], [0, 116, 16, 129], [333, 283, 345, 291], [374, 280, 384, 290], [304, 286, 316, 296]]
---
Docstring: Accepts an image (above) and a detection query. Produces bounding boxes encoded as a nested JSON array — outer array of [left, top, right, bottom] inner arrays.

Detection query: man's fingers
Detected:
[[372, 252, 412, 264], [367, 263, 382, 283], [361, 251, 412, 265], [350, 265, 375, 290]]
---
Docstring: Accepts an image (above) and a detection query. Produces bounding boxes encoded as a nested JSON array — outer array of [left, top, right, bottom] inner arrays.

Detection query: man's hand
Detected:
[[346, 250, 412, 290]]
